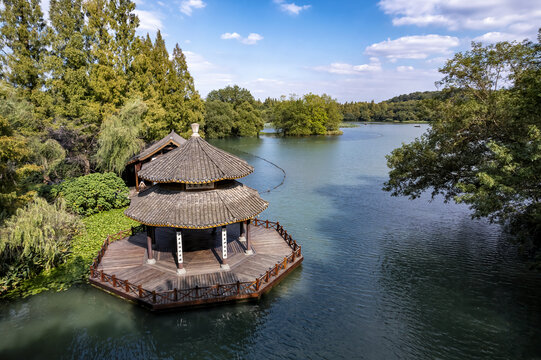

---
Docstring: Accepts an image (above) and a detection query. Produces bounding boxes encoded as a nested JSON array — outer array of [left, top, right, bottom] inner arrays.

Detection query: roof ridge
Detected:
[[196, 137, 229, 179]]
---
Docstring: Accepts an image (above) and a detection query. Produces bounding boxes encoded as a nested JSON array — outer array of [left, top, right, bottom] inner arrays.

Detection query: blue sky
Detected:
[[49, 0, 541, 102]]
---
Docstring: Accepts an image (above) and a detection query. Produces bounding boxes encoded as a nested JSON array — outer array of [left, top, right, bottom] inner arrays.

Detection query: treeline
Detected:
[[204, 89, 342, 136], [0, 0, 203, 219], [340, 91, 440, 122]]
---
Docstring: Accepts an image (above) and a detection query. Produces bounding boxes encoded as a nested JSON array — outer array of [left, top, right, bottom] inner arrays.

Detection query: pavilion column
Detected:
[[239, 222, 246, 242], [221, 226, 230, 270], [146, 226, 155, 264], [135, 162, 141, 192], [245, 220, 253, 255], [176, 230, 186, 275]]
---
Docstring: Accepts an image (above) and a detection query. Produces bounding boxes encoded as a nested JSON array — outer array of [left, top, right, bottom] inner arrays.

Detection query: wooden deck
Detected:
[[89, 220, 303, 310]]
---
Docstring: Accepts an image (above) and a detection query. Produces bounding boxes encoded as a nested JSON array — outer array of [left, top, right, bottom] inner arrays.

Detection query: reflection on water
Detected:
[[1, 124, 540, 359]]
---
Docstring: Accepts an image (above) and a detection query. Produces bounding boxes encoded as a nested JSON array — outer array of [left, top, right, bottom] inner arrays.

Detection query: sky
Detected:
[[46, 0, 541, 102]]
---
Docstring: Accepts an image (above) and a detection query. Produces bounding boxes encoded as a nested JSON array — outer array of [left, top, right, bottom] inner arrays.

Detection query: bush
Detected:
[[0, 198, 82, 293], [54, 172, 130, 216]]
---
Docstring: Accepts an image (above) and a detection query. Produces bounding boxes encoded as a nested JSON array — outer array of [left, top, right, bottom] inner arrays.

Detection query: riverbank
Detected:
[[3, 208, 137, 299]]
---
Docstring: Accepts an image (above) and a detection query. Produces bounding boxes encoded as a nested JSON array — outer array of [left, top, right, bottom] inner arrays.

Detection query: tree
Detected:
[[0, 0, 50, 115], [0, 115, 40, 220], [47, 0, 98, 124], [0, 197, 81, 293], [204, 85, 263, 137], [95, 98, 145, 174], [272, 93, 342, 135], [129, 33, 204, 141], [204, 100, 235, 138], [384, 35, 541, 255]]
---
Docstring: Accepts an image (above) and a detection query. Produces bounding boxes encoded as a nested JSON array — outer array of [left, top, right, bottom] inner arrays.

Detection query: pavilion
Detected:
[[89, 124, 302, 310], [125, 123, 268, 274]]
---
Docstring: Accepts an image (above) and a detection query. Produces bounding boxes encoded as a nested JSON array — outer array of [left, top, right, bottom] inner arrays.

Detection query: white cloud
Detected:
[[221, 32, 241, 40], [274, 0, 311, 15], [184, 51, 214, 72], [242, 33, 264, 45], [473, 31, 520, 43], [221, 32, 263, 45], [396, 65, 414, 72], [365, 35, 460, 60], [379, 0, 541, 41], [180, 0, 206, 16], [133, 10, 163, 31], [313, 59, 382, 75]]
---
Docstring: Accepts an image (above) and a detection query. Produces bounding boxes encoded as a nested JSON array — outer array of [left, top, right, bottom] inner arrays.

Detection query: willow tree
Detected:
[[95, 99, 146, 174], [384, 34, 541, 255]]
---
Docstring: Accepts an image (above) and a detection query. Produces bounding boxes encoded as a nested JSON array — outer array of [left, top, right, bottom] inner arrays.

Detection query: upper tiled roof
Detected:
[[128, 130, 186, 164], [137, 134, 253, 184]]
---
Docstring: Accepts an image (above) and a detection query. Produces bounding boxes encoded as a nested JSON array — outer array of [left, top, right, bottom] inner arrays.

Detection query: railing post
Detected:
[[236, 281, 240, 295], [283, 257, 287, 269], [90, 266, 94, 277], [195, 285, 199, 298], [152, 291, 156, 303], [138, 285, 142, 297], [265, 220, 269, 228], [216, 284, 220, 296], [292, 251, 296, 262], [266, 270, 270, 282], [274, 263, 278, 275], [174, 288, 178, 301], [125, 280, 129, 292], [255, 278, 261, 291], [100, 270, 104, 282], [112, 275, 116, 287]]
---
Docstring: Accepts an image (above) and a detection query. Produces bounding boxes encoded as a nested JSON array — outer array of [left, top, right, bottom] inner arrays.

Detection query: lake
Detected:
[[1, 124, 540, 359]]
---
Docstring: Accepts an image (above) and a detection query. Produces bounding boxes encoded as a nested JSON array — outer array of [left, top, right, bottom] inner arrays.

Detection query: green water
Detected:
[[1, 124, 540, 359]]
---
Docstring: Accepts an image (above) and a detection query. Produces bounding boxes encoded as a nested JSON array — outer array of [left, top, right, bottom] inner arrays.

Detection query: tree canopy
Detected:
[[271, 93, 342, 136], [204, 85, 263, 137], [384, 33, 541, 255]]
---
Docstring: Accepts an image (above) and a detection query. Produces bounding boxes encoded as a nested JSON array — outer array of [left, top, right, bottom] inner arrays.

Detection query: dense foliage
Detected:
[[3, 207, 137, 298], [340, 91, 439, 123], [384, 34, 541, 258], [0, 198, 82, 294], [53, 172, 129, 215], [270, 94, 342, 135], [0, 0, 204, 219], [204, 85, 264, 137]]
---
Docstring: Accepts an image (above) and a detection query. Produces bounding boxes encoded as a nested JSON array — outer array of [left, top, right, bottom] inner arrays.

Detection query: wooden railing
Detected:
[[89, 219, 302, 308]]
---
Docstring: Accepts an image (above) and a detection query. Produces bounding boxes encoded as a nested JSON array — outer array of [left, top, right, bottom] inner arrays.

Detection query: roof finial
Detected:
[[191, 123, 200, 137]]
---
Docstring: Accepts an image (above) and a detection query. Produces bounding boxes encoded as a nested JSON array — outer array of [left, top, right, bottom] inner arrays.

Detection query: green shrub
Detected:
[[0, 198, 82, 293], [54, 172, 130, 216]]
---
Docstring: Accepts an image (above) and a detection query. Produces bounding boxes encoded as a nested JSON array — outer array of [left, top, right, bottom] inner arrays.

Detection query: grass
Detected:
[[5, 208, 137, 298]]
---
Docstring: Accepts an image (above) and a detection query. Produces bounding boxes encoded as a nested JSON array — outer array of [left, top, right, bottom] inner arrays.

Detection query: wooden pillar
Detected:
[[135, 162, 141, 192], [221, 226, 230, 270], [239, 221, 246, 242], [245, 219, 253, 255], [146, 226, 155, 264], [176, 229, 186, 275]]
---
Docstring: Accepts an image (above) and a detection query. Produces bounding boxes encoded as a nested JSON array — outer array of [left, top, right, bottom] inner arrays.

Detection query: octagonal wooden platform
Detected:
[[89, 220, 302, 310]]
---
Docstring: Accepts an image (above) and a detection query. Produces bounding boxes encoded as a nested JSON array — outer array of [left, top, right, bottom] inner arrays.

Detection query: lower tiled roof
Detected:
[[124, 181, 268, 229]]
